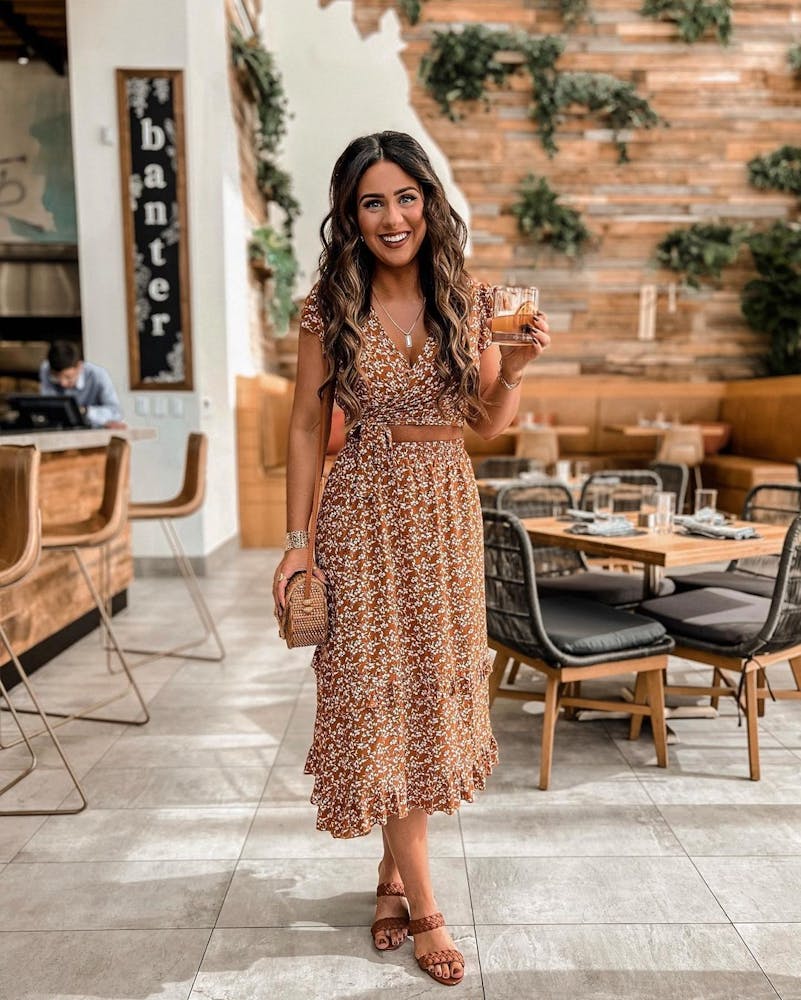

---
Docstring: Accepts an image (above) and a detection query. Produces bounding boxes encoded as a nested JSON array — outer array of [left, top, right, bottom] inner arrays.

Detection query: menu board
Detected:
[[116, 69, 193, 390]]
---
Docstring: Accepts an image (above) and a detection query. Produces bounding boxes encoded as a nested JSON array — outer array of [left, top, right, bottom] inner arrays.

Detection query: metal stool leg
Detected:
[[0, 622, 87, 815]]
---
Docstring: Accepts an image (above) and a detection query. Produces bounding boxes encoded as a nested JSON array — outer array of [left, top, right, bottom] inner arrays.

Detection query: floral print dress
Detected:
[[300, 279, 498, 838]]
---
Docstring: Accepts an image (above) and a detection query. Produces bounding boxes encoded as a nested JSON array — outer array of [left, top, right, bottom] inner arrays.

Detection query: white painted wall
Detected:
[[66, 0, 251, 560], [261, 0, 470, 293]]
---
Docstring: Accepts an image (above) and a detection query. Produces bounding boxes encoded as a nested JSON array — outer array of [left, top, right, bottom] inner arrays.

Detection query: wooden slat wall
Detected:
[[0, 448, 133, 665], [341, 0, 800, 380]]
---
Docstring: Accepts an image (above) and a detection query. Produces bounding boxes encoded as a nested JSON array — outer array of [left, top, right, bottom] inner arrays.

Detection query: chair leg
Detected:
[[790, 656, 801, 692], [487, 649, 507, 707], [0, 622, 87, 815], [538, 677, 561, 791], [114, 519, 226, 666], [744, 668, 760, 781], [507, 660, 521, 685], [644, 668, 668, 769], [6, 548, 150, 733], [628, 673, 648, 741], [710, 667, 722, 711], [757, 668, 767, 717]]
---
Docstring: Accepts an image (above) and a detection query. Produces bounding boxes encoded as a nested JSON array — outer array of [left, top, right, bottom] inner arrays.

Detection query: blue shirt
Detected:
[[39, 360, 123, 428]]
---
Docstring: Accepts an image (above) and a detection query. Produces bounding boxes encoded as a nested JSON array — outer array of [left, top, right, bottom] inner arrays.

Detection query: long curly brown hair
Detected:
[[314, 131, 484, 425]]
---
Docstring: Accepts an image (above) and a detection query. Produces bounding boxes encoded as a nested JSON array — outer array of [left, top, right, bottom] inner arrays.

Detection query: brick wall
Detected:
[[341, 0, 800, 380]]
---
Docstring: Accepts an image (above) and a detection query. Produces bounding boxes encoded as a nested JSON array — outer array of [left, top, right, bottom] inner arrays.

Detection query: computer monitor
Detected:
[[6, 394, 89, 430]]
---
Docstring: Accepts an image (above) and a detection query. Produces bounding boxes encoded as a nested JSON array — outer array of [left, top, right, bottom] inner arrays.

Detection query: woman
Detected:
[[273, 131, 550, 987]]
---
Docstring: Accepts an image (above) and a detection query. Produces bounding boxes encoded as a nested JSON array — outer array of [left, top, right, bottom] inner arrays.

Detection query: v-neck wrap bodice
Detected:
[[297, 278, 498, 840]]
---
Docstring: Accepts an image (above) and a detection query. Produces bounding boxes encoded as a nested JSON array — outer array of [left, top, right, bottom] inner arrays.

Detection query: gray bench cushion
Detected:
[[540, 571, 675, 606], [639, 587, 771, 646], [669, 570, 775, 599], [538, 596, 667, 657]]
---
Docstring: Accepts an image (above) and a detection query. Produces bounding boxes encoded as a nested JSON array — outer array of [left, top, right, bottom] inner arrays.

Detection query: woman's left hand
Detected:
[[499, 311, 551, 372]]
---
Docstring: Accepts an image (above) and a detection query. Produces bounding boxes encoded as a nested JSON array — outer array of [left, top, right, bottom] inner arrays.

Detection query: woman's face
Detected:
[[355, 160, 427, 270]]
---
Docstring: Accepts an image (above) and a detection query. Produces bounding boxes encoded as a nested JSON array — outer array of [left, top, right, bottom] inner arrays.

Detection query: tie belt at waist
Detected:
[[347, 422, 464, 499]]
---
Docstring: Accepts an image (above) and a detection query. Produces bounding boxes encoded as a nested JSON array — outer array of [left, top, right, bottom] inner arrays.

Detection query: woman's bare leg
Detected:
[[382, 809, 463, 982], [373, 827, 409, 949]]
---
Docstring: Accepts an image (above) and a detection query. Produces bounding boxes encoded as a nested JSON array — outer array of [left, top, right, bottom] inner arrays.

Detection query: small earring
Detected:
[[358, 235, 364, 243]]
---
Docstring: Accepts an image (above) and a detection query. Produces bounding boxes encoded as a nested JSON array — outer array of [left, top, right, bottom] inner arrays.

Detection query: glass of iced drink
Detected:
[[491, 286, 540, 346]]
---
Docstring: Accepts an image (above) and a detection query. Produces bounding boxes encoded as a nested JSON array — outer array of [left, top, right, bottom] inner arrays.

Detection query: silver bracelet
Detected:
[[497, 367, 523, 391], [284, 530, 309, 550]]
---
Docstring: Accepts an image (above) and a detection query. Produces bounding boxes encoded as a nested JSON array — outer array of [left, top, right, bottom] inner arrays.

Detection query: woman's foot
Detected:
[[371, 866, 409, 950], [409, 912, 464, 985]]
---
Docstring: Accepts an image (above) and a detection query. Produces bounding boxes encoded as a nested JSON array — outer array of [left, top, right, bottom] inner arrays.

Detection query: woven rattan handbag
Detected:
[[279, 380, 335, 648]]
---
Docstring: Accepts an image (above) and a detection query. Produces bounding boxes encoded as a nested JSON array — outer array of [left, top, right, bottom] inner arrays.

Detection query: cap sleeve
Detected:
[[299, 282, 324, 341], [475, 281, 494, 353]]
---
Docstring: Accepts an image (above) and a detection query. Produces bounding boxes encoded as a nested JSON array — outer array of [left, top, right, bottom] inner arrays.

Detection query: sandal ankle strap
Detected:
[[408, 911, 445, 935], [376, 881, 406, 898]]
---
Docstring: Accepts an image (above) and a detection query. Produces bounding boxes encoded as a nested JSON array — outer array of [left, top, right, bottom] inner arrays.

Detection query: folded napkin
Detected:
[[676, 509, 727, 526], [566, 518, 638, 537], [677, 519, 760, 540], [566, 508, 596, 522]]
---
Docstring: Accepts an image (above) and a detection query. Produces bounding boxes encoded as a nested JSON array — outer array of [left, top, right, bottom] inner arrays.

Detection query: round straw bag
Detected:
[[279, 571, 328, 648]]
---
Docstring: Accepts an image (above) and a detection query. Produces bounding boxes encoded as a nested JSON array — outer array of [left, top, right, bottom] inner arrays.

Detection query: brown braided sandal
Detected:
[[409, 912, 465, 986], [370, 881, 409, 951]]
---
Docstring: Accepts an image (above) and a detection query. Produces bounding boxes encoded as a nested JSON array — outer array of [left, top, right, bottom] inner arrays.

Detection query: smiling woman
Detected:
[[271, 130, 550, 988]]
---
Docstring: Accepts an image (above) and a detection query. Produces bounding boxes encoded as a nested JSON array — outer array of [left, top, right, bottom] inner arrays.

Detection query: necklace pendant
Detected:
[[404, 333, 413, 349]]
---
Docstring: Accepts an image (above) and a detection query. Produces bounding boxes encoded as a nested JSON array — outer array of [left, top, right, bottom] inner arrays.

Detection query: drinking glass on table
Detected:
[[654, 491, 676, 534], [491, 286, 541, 346], [555, 459, 571, 483], [694, 488, 718, 522], [593, 485, 613, 519]]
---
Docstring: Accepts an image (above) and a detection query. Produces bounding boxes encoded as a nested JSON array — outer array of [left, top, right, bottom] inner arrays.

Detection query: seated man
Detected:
[[39, 341, 124, 428]]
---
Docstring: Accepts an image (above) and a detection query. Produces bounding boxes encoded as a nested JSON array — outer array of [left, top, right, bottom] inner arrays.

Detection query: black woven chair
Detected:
[[649, 461, 689, 514], [579, 469, 663, 513], [475, 456, 545, 479], [495, 482, 674, 607], [483, 509, 673, 789], [640, 515, 801, 781]]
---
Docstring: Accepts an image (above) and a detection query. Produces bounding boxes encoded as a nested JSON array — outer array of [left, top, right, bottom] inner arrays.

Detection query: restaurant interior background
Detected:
[[1, 0, 799, 555]]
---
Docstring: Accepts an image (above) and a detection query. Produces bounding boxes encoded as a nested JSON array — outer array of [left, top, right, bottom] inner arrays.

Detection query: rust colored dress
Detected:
[[301, 279, 499, 839]]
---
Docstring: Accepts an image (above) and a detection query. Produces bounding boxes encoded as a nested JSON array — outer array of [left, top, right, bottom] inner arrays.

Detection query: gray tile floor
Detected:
[[1, 548, 800, 999]]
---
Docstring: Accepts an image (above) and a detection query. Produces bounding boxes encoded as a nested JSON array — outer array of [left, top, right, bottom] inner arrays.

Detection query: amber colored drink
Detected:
[[490, 312, 539, 346]]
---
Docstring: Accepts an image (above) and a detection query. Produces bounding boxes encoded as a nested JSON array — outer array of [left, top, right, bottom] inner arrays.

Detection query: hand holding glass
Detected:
[[491, 286, 540, 346]]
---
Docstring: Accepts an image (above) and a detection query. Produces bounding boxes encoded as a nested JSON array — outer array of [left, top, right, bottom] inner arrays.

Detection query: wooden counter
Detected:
[[0, 428, 156, 677]]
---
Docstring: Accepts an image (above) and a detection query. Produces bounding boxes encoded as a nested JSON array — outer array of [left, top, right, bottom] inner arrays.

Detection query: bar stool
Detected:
[[656, 426, 705, 498], [0, 445, 87, 814], [122, 432, 225, 664], [18, 436, 150, 729]]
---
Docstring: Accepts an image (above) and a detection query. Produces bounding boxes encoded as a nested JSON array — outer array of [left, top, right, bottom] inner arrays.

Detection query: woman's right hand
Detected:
[[272, 549, 328, 620]]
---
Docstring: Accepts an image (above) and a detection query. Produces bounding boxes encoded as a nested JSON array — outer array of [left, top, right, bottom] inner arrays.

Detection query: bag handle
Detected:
[[302, 374, 335, 599]]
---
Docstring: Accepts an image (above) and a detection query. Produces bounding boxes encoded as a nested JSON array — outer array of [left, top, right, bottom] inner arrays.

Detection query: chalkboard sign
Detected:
[[116, 69, 193, 390]]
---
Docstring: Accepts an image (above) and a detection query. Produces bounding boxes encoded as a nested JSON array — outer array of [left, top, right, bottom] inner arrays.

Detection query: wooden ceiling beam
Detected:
[[0, 0, 65, 74]]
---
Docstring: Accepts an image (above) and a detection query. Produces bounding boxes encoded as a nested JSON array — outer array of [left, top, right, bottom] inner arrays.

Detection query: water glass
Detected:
[[694, 488, 718, 521], [593, 485, 613, 519], [555, 459, 571, 482], [654, 491, 676, 534]]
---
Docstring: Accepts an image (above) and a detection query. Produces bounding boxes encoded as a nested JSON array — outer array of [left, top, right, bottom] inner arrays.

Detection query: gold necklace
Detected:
[[372, 292, 426, 350]]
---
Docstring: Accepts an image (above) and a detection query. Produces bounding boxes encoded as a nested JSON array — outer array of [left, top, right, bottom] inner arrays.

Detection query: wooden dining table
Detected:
[[508, 424, 590, 437], [521, 515, 788, 600], [603, 421, 732, 455]]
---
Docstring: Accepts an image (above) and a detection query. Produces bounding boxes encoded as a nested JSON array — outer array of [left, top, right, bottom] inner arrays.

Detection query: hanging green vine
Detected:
[[560, 0, 592, 28], [639, 0, 732, 45], [654, 222, 747, 289], [742, 223, 801, 375], [748, 146, 801, 200], [790, 43, 801, 76], [397, 0, 423, 24], [420, 26, 664, 162], [248, 226, 299, 334], [512, 175, 591, 258], [230, 26, 299, 233]]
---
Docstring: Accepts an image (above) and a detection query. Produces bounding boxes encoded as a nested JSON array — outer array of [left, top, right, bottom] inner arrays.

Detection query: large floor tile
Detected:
[[242, 806, 464, 860], [17, 806, 255, 861], [148, 680, 302, 709], [0, 815, 47, 862], [68, 765, 270, 808], [460, 802, 683, 857], [0, 859, 234, 929], [97, 732, 279, 769], [0, 928, 209, 1000], [190, 926, 483, 1000], [635, 758, 801, 805], [736, 923, 801, 1000], [477, 923, 778, 1000], [467, 857, 727, 924], [658, 805, 801, 855], [217, 856, 473, 928], [695, 857, 801, 922], [133, 702, 294, 738], [478, 762, 652, 805]]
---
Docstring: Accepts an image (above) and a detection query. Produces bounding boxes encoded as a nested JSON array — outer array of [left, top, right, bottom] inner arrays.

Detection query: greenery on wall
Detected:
[[230, 26, 299, 233], [419, 26, 664, 162], [512, 175, 591, 259], [248, 226, 299, 334], [748, 146, 801, 200], [397, 0, 423, 24], [639, 0, 732, 45], [742, 224, 801, 375], [790, 43, 801, 76], [654, 223, 746, 289], [560, 0, 592, 28]]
